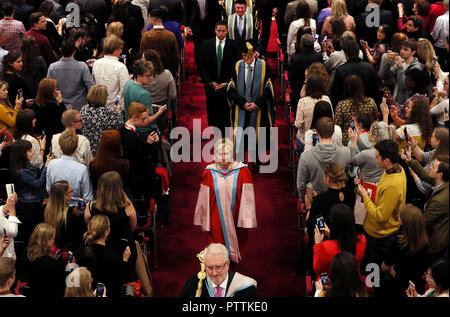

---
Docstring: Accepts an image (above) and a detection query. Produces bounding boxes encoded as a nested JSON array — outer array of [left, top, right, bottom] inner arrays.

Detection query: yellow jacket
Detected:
[[0, 102, 19, 145], [363, 166, 406, 238]]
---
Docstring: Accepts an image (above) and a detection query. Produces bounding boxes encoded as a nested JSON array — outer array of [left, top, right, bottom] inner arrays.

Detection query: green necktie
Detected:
[[217, 40, 222, 75]]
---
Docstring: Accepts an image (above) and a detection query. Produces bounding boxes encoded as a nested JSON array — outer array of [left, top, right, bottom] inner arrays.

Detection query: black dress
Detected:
[[76, 243, 131, 298], [33, 100, 66, 155], [16, 253, 66, 298], [89, 202, 137, 268], [56, 207, 87, 253]]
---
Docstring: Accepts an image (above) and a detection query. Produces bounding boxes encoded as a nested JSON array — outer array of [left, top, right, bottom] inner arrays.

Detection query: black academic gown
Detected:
[[200, 37, 241, 131], [180, 271, 258, 297]]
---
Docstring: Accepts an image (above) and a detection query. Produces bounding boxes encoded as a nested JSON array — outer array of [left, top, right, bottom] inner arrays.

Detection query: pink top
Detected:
[[321, 14, 355, 38]]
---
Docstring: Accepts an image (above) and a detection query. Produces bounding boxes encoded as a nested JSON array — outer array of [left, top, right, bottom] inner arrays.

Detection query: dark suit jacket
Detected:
[[13, 1, 34, 29], [180, 271, 258, 297], [200, 37, 241, 85], [183, 0, 222, 34], [149, 0, 185, 24], [119, 125, 158, 198], [424, 182, 449, 255], [330, 58, 380, 107], [357, 9, 394, 46], [288, 50, 323, 110]]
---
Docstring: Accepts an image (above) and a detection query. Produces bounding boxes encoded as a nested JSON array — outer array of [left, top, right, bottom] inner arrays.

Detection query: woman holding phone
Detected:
[[76, 215, 132, 298], [44, 180, 86, 253], [1, 51, 34, 107], [34, 78, 66, 156], [0, 79, 22, 167], [16, 223, 66, 298], [14, 109, 45, 168], [313, 204, 366, 279], [84, 171, 137, 268], [360, 24, 393, 71], [9, 139, 54, 256], [407, 260, 449, 297]]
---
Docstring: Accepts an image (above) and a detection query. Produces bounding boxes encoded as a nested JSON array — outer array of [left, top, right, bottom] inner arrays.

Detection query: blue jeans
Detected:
[[296, 139, 305, 159]]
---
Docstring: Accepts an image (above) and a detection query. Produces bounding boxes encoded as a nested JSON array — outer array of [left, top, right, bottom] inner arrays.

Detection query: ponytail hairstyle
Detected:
[[83, 215, 110, 249]]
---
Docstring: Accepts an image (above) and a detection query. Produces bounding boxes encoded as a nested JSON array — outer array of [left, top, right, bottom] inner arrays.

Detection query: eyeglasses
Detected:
[[66, 190, 73, 195], [205, 262, 228, 272], [143, 74, 153, 78], [73, 119, 82, 123], [424, 272, 433, 279]]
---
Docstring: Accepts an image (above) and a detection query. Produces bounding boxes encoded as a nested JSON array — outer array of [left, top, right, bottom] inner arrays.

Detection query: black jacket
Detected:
[[200, 37, 241, 85], [289, 50, 323, 112], [183, 0, 222, 33], [330, 58, 380, 107]]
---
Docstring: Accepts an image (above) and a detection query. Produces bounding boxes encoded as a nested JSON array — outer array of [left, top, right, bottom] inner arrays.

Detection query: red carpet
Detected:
[[150, 21, 304, 297]]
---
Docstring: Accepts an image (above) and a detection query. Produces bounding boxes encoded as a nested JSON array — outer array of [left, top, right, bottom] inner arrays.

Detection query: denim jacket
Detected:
[[17, 163, 47, 203]]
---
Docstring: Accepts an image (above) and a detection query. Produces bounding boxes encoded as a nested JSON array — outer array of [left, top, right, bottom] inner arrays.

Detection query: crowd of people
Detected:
[[0, 0, 449, 299]]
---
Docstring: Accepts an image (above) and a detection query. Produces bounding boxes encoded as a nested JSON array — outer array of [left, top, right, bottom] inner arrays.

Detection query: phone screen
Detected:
[[324, 36, 327, 44], [77, 199, 85, 211], [357, 167, 361, 179], [96, 283, 105, 297], [0, 133, 6, 143], [351, 120, 355, 131], [3, 228, 6, 237], [403, 127, 408, 140], [312, 133, 319, 146], [316, 216, 325, 231], [17, 89, 23, 99], [320, 273, 329, 287]]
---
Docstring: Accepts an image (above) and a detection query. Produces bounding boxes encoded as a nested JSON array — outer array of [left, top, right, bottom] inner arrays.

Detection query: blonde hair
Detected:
[[106, 21, 124, 38], [103, 36, 123, 55], [398, 204, 428, 255], [44, 181, 70, 238], [27, 223, 56, 262], [417, 38, 436, 76], [95, 171, 129, 214], [87, 85, 108, 108], [370, 121, 396, 143], [331, 0, 348, 19], [64, 267, 95, 297], [84, 215, 110, 247], [58, 129, 79, 155], [323, 162, 347, 185]]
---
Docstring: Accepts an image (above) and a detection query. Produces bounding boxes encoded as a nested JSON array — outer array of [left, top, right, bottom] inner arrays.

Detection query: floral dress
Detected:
[[80, 105, 124, 156]]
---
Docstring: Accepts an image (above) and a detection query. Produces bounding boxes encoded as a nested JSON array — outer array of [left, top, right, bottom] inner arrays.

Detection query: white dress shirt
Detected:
[[0, 205, 21, 259], [51, 133, 93, 167], [210, 275, 228, 297], [432, 11, 449, 48], [92, 55, 130, 108]]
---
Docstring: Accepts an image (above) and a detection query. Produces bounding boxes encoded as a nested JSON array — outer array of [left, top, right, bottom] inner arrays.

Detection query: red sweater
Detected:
[[313, 234, 367, 276], [427, 3, 447, 33], [25, 28, 58, 66]]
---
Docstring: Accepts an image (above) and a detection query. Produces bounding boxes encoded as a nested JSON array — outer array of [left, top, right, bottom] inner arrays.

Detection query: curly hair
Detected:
[[407, 97, 433, 142]]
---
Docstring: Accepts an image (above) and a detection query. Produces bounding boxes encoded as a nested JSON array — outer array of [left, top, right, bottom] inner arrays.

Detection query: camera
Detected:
[[320, 273, 329, 287]]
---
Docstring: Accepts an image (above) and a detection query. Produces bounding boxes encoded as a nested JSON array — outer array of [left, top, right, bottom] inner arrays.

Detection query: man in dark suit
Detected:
[[227, 0, 259, 51], [180, 243, 258, 297], [200, 20, 241, 133], [184, 0, 223, 73], [356, 0, 393, 46], [288, 33, 323, 113], [330, 36, 380, 107], [13, 0, 33, 30]]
